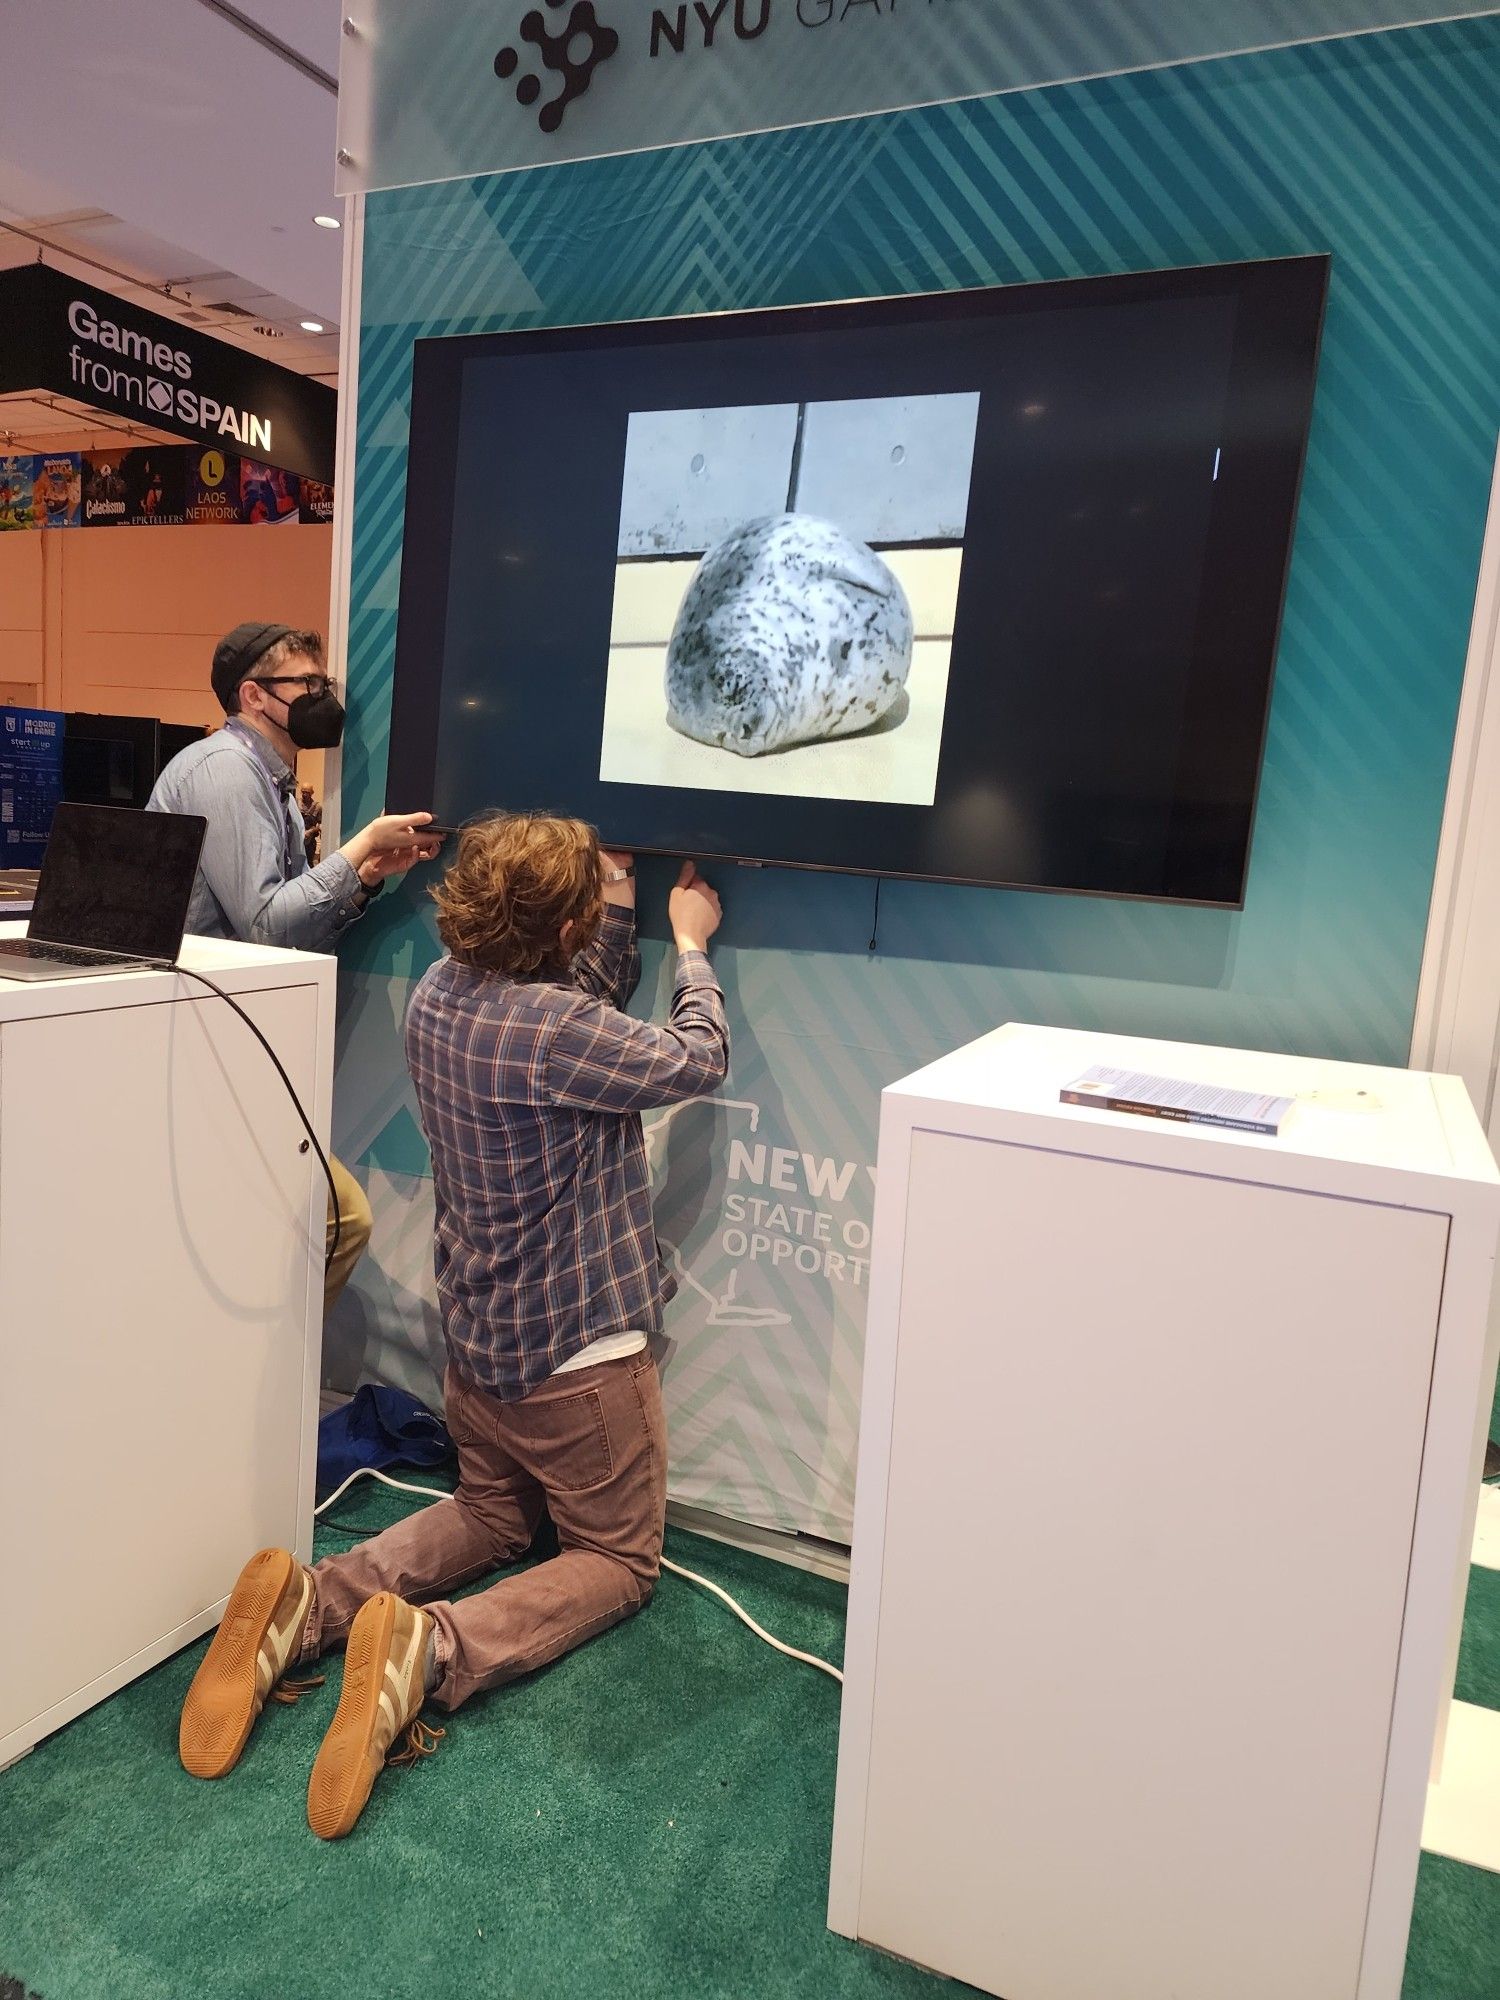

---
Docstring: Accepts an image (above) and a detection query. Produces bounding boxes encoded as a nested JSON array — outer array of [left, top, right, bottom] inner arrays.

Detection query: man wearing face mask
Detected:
[[148, 621, 443, 1310]]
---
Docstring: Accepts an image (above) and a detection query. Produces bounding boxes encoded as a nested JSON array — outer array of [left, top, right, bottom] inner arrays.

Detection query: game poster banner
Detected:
[[240, 458, 299, 524], [33, 453, 81, 528], [185, 447, 241, 525], [120, 447, 186, 526], [14, 448, 330, 527], [0, 455, 36, 531], [82, 451, 128, 525], [299, 477, 335, 524]]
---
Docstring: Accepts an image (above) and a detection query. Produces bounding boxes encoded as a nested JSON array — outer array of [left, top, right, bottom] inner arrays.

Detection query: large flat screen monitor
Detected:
[[388, 256, 1327, 905]]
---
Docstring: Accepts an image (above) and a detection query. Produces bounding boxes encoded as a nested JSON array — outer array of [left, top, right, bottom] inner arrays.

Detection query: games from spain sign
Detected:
[[0, 266, 335, 485], [65, 295, 275, 457]]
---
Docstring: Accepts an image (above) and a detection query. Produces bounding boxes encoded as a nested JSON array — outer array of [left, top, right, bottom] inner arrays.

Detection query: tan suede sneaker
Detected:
[[306, 1592, 438, 1840], [179, 1547, 317, 1779]]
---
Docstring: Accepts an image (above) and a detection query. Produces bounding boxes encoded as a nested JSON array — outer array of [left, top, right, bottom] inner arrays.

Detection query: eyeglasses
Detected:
[[255, 673, 336, 699]]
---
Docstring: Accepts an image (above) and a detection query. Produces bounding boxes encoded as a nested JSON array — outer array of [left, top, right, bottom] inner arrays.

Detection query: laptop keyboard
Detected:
[[0, 940, 136, 967]]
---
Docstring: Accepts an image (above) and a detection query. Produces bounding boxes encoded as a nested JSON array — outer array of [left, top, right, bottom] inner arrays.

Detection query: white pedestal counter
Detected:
[[0, 929, 334, 1768], [829, 1023, 1500, 2000]]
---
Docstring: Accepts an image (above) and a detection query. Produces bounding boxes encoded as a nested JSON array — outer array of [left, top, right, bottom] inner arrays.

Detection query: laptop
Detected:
[[0, 802, 207, 982]]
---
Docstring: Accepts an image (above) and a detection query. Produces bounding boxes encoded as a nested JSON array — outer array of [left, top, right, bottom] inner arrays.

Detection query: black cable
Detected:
[[169, 963, 341, 1273], [868, 876, 882, 953]]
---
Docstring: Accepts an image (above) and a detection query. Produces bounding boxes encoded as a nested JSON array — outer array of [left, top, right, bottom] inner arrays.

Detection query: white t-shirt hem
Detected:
[[550, 1329, 648, 1377]]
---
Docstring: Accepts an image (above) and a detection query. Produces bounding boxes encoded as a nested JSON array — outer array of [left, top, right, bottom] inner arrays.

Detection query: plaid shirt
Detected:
[[404, 905, 729, 1400]]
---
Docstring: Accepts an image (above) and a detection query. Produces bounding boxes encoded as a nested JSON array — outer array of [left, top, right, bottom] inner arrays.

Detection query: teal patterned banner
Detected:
[[336, 0, 1498, 191], [334, 19, 1500, 1538]]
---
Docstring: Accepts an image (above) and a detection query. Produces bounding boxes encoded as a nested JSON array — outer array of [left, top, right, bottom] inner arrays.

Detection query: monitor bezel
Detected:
[[385, 255, 1329, 909]]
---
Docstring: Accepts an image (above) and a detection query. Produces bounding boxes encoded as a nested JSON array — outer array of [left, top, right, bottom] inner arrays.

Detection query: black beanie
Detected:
[[212, 622, 296, 713]]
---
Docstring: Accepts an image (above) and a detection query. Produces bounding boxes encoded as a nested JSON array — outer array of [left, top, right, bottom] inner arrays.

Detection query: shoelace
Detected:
[[270, 1673, 327, 1706], [389, 1717, 446, 1768]]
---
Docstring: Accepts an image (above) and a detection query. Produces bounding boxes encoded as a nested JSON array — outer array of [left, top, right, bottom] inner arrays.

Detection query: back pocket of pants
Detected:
[[513, 1387, 614, 1491], [444, 1368, 492, 1452]]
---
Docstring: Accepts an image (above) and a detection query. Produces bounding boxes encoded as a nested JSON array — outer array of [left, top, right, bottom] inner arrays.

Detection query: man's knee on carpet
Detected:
[[451, 1485, 543, 1568], [553, 1510, 663, 1609]]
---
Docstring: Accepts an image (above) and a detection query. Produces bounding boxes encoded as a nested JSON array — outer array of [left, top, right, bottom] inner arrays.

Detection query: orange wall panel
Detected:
[[0, 536, 46, 684], [64, 523, 332, 650], [0, 535, 45, 702], [57, 524, 333, 744], [0, 533, 44, 623], [4, 524, 334, 797], [72, 632, 221, 694]]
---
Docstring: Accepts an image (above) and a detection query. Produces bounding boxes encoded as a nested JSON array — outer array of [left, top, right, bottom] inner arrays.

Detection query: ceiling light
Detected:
[[300, 320, 326, 333], [313, 213, 341, 230]]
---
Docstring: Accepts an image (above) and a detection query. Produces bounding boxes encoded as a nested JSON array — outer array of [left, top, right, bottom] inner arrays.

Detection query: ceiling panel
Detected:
[[0, 211, 339, 377], [0, 391, 183, 453], [234, 0, 344, 82], [55, 215, 228, 285], [0, 1, 342, 322]]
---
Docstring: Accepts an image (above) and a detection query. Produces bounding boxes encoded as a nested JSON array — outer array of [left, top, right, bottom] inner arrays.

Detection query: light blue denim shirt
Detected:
[[147, 719, 363, 950]]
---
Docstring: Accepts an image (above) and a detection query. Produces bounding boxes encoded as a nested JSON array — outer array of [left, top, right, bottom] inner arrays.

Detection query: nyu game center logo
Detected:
[[491, 1, 905, 140], [494, 2, 620, 134]]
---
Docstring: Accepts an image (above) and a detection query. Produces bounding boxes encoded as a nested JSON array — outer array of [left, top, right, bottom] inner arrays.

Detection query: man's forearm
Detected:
[[545, 945, 729, 1114], [666, 949, 729, 1083], [574, 903, 641, 1007], [248, 854, 365, 950]]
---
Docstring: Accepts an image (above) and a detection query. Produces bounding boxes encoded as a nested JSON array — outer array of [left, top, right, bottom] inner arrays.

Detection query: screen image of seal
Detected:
[[388, 257, 1328, 903]]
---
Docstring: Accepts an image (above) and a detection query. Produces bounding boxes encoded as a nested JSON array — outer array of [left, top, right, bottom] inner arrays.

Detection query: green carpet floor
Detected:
[[2, 1485, 1497, 2000]]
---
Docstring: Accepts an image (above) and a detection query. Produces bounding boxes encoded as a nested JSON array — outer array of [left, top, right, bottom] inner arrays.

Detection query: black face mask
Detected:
[[280, 689, 346, 750]]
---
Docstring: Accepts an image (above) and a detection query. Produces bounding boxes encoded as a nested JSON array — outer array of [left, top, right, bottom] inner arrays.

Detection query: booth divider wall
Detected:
[[0, 532, 44, 708], [0, 521, 334, 726], [0, 520, 333, 808], [330, 18, 1500, 1539]]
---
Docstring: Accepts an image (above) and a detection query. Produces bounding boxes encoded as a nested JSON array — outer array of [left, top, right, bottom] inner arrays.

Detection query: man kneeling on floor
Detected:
[[179, 814, 728, 1837]]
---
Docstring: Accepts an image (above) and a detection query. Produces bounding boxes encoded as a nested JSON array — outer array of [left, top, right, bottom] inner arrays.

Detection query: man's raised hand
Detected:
[[670, 861, 722, 953]]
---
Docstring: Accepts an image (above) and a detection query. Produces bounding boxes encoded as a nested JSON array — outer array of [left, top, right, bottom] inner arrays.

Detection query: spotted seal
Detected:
[[663, 513, 913, 757]]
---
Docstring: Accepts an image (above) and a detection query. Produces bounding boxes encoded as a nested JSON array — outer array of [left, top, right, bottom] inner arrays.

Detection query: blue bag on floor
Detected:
[[316, 1384, 453, 1501]]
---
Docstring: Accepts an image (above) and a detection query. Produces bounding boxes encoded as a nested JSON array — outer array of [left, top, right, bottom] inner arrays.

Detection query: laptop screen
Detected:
[[29, 803, 206, 960]]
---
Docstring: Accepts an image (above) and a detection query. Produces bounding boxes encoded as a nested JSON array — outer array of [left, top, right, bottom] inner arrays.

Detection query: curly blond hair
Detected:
[[431, 812, 603, 978]]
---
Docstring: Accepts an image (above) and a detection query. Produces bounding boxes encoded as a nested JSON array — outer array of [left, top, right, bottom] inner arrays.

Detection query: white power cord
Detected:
[[315, 1465, 457, 1515], [658, 1554, 843, 1684], [314, 1464, 843, 1685]]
